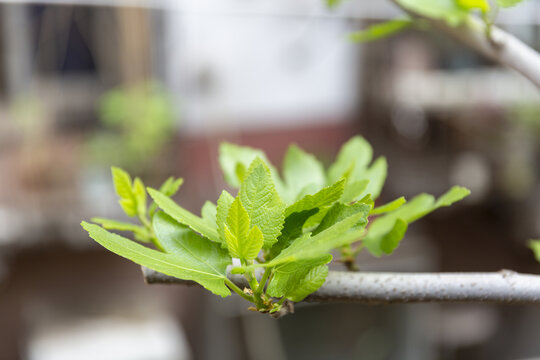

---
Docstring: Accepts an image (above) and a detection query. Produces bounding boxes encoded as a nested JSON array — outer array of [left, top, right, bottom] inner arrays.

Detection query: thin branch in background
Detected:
[[389, 0, 540, 89], [142, 267, 540, 305]]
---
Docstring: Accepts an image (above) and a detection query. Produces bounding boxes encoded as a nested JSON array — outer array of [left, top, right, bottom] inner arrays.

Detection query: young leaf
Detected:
[[397, 0, 469, 26], [267, 208, 319, 260], [238, 159, 285, 249], [266, 211, 369, 267], [364, 186, 470, 256], [91, 217, 151, 242], [224, 198, 262, 260], [379, 218, 408, 254], [149, 177, 184, 217], [133, 177, 147, 217], [327, 136, 373, 185], [496, 0, 523, 8], [457, 0, 490, 11], [313, 202, 371, 236], [219, 143, 274, 188], [529, 240, 540, 263], [148, 188, 221, 243], [349, 19, 412, 43], [82, 221, 231, 297], [371, 196, 406, 215], [266, 255, 332, 301], [201, 201, 217, 225], [111, 167, 137, 216], [340, 180, 369, 204], [362, 157, 387, 200], [216, 190, 235, 245], [285, 179, 345, 217], [282, 144, 325, 203]]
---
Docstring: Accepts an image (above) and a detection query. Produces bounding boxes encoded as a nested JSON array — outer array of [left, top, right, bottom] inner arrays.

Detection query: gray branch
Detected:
[[142, 267, 540, 305], [390, 0, 540, 89]]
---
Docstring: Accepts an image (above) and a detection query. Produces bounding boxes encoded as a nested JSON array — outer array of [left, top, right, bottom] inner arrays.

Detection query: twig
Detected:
[[142, 267, 540, 305], [390, 0, 540, 89]]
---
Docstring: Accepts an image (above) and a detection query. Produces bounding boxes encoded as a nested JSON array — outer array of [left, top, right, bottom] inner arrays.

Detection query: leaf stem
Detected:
[[225, 278, 255, 303], [255, 268, 272, 297]]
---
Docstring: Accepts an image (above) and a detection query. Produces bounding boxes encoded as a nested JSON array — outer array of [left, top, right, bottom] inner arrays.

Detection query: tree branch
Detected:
[[390, 0, 540, 89], [142, 267, 540, 305]]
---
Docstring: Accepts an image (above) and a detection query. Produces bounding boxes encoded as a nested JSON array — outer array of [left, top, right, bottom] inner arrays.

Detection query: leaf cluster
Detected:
[[346, 0, 527, 44], [82, 136, 469, 315]]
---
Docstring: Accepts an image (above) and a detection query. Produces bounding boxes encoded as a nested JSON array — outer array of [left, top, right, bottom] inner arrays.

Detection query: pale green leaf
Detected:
[[219, 143, 278, 188], [397, 0, 469, 26], [371, 196, 406, 215], [327, 136, 373, 184], [364, 187, 470, 256], [434, 186, 471, 208], [148, 188, 221, 243], [82, 221, 231, 297], [239, 159, 285, 249], [340, 180, 369, 203], [111, 166, 137, 216], [91, 217, 150, 242], [529, 240, 540, 262], [457, 0, 490, 11], [282, 144, 326, 203], [349, 19, 412, 43], [496, 0, 524, 8], [201, 201, 217, 225], [224, 197, 261, 260], [216, 190, 235, 245], [363, 157, 387, 200], [149, 177, 184, 217], [133, 177, 147, 217]]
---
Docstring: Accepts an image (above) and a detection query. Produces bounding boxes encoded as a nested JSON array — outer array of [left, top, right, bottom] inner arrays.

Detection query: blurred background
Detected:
[[1, 0, 540, 359]]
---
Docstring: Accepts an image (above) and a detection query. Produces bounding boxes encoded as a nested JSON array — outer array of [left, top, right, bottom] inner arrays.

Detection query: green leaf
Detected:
[[111, 166, 137, 216], [529, 240, 540, 263], [363, 157, 387, 200], [148, 188, 221, 243], [282, 144, 326, 203], [340, 180, 369, 203], [397, 0, 469, 26], [133, 177, 147, 217], [201, 201, 217, 224], [238, 159, 285, 249], [349, 19, 412, 43], [266, 255, 331, 301], [313, 202, 371, 236], [328, 136, 373, 184], [326, 0, 343, 8], [379, 218, 408, 254], [434, 186, 471, 208], [219, 143, 274, 188], [224, 197, 262, 260], [216, 190, 235, 245], [371, 196, 406, 215], [82, 221, 231, 297], [364, 186, 470, 256], [149, 177, 184, 217], [268, 211, 368, 267], [91, 217, 151, 242], [495, 0, 523, 8], [285, 179, 345, 217], [159, 177, 184, 197], [457, 0, 490, 11], [268, 208, 319, 260]]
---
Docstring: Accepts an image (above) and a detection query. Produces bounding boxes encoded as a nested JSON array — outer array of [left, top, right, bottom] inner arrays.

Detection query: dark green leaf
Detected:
[[268, 208, 319, 260]]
